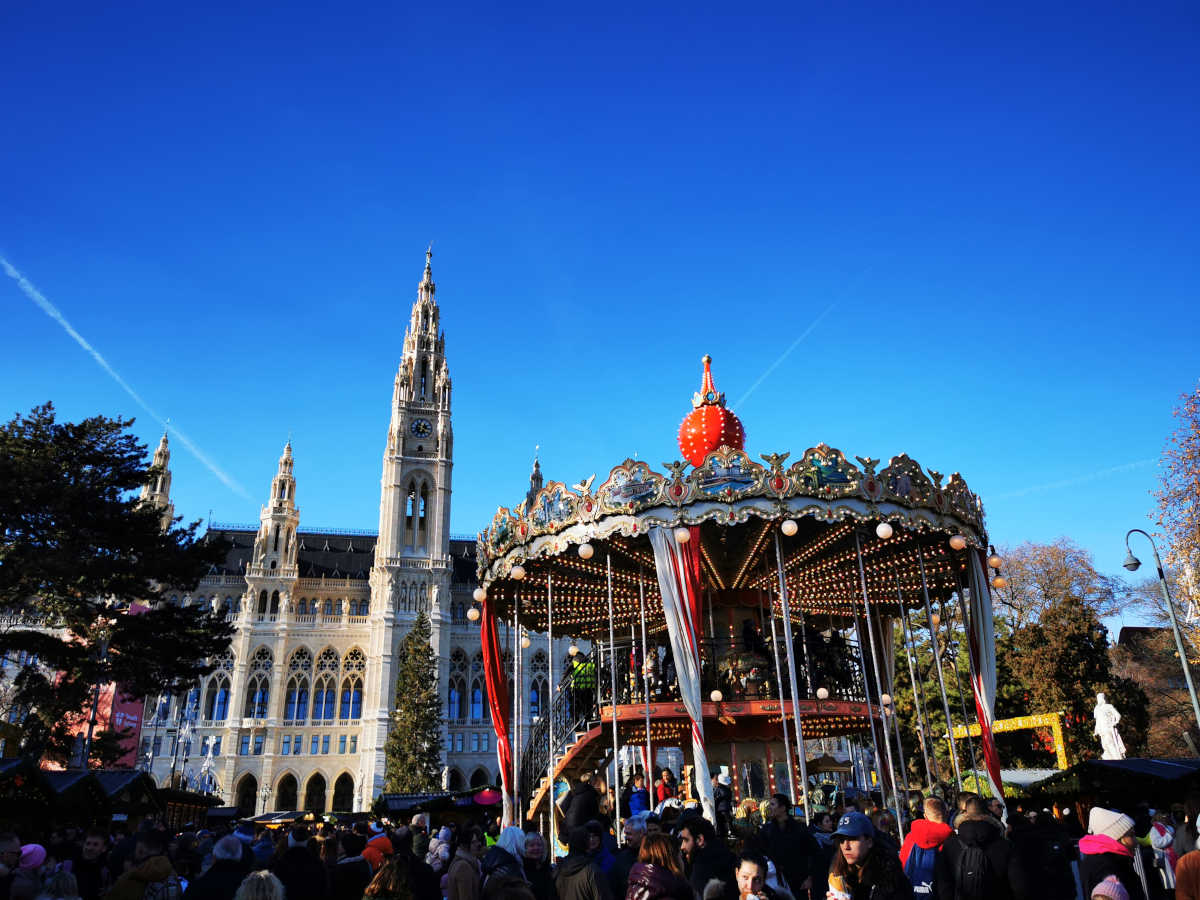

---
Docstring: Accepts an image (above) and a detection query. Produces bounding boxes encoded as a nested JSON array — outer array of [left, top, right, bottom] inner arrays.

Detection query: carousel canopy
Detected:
[[477, 358, 989, 637]]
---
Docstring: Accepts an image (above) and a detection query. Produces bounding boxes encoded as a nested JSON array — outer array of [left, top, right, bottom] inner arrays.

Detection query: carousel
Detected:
[[472, 357, 1005, 845]]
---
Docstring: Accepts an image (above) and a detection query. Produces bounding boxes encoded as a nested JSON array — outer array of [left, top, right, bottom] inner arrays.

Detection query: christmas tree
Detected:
[[384, 611, 444, 792]]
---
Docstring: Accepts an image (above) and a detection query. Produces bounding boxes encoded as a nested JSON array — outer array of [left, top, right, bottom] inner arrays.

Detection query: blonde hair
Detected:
[[233, 871, 286, 900]]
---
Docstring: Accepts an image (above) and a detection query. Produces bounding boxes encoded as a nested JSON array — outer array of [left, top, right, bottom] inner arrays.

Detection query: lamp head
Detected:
[[1123, 551, 1142, 572]]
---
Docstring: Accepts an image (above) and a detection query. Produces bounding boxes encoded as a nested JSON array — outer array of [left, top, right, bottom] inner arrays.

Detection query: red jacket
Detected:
[[899, 818, 954, 867]]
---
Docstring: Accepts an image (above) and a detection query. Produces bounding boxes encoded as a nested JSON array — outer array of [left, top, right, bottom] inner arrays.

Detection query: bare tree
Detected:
[[992, 538, 1125, 630]]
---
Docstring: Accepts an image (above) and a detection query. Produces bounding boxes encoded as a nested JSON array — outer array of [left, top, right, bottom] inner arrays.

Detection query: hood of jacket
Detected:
[[570, 781, 595, 797], [131, 855, 176, 883], [366, 833, 394, 855], [957, 817, 1004, 848], [910, 819, 955, 849], [557, 852, 594, 877], [1080, 834, 1133, 858]]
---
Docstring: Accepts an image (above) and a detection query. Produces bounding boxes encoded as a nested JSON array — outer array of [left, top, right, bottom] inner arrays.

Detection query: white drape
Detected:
[[966, 551, 1004, 801], [648, 526, 717, 824]]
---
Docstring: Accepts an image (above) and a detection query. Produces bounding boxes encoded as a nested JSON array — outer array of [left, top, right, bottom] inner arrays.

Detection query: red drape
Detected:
[[480, 595, 513, 801]]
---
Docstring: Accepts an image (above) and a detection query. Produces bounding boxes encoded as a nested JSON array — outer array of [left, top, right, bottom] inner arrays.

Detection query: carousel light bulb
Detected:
[[781, 519, 798, 537], [710, 690, 723, 703], [816, 687, 829, 700], [930, 612, 941, 627], [578, 543, 594, 560], [880, 693, 892, 706], [473, 587, 487, 603], [569, 643, 579, 657], [876, 522, 894, 540], [467, 606, 480, 622], [521, 634, 531, 649], [992, 575, 1008, 590], [674, 527, 691, 544], [949, 535, 967, 551], [987, 554, 1002, 570], [511, 564, 526, 581]]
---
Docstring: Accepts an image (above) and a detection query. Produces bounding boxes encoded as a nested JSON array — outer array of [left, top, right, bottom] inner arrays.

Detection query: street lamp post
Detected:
[[1124, 529, 1200, 736]]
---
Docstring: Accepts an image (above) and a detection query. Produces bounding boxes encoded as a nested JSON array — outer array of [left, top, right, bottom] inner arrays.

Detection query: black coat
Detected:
[[834, 846, 913, 900], [1078, 847, 1147, 900], [687, 843, 738, 900], [934, 818, 1029, 900], [562, 782, 602, 832], [329, 856, 371, 900], [270, 846, 329, 900], [555, 853, 612, 900], [525, 857, 557, 900], [756, 818, 821, 896], [1008, 820, 1075, 900], [181, 860, 249, 900]]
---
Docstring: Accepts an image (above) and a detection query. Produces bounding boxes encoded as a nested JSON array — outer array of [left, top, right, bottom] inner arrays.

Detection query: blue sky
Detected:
[[3, 2, 1198, 629]]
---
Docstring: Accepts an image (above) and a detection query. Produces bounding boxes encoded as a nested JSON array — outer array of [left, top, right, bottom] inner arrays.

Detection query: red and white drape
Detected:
[[480, 595, 515, 824], [649, 526, 717, 823], [965, 551, 1004, 802]]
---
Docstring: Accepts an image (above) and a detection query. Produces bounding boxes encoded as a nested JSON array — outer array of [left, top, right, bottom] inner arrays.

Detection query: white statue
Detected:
[[1094, 692, 1127, 760]]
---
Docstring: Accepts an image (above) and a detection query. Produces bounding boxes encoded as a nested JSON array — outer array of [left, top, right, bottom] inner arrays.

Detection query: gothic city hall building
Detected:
[[138, 252, 553, 815]]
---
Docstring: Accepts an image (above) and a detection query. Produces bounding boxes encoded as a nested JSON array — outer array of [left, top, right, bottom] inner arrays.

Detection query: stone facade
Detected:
[[137, 252, 564, 815]]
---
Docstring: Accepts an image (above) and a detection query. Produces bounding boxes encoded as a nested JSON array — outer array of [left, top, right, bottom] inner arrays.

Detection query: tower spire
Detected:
[[419, 243, 436, 301]]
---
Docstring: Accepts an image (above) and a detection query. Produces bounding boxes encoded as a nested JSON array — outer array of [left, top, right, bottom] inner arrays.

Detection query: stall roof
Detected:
[[1029, 758, 1200, 794]]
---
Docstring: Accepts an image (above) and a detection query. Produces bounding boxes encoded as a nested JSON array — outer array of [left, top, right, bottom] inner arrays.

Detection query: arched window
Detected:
[[448, 649, 468, 721], [470, 681, 485, 721], [244, 675, 269, 718], [529, 651, 549, 719], [313, 676, 335, 721], [204, 676, 231, 721], [273, 524, 280, 552], [323, 599, 334, 618], [285, 678, 310, 722], [339, 678, 363, 720], [270, 591, 280, 615], [257, 590, 268, 616]]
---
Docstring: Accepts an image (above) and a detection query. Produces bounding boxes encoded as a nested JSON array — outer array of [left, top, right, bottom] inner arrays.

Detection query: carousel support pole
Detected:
[[918, 547, 963, 792], [606, 554, 622, 846], [639, 572, 653, 779], [513, 596, 523, 822], [946, 592, 982, 790], [850, 601, 884, 797], [868, 579, 911, 821], [853, 533, 903, 833], [898, 587, 936, 787], [547, 573, 557, 854], [764, 584, 797, 806], [774, 532, 812, 821]]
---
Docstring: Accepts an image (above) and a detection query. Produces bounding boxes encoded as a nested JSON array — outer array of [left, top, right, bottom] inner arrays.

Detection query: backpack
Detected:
[[954, 843, 993, 900], [904, 844, 939, 895]]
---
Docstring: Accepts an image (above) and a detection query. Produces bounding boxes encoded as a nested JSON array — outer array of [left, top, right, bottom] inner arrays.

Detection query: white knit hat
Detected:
[[1088, 806, 1135, 840]]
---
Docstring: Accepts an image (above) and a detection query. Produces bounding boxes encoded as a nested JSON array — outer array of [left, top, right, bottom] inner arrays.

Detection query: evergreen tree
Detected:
[[0, 404, 233, 765], [384, 611, 444, 793]]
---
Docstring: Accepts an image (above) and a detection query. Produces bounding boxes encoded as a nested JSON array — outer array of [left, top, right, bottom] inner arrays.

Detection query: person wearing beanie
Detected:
[[1092, 875, 1131, 900], [1079, 807, 1147, 900]]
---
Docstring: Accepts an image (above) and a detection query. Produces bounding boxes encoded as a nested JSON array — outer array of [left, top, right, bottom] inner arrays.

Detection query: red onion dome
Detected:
[[677, 355, 746, 467]]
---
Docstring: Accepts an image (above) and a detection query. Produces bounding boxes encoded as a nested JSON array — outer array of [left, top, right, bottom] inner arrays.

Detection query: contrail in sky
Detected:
[[991, 458, 1156, 500], [734, 260, 883, 410], [2, 256, 252, 500], [735, 300, 840, 409]]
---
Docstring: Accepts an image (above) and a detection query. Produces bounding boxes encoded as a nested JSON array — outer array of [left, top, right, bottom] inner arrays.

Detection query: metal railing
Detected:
[[517, 628, 870, 803]]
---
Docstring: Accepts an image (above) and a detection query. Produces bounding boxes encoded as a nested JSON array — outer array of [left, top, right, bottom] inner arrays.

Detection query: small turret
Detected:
[[139, 431, 175, 530]]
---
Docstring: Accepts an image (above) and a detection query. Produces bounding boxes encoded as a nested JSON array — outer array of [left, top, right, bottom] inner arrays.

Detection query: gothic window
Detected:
[[273, 524, 280, 552], [323, 599, 334, 618], [529, 651, 548, 719], [359, 599, 370, 616], [470, 680, 485, 721], [251, 646, 273, 673], [257, 590, 268, 616], [313, 675, 336, 721], [339, 677, 363, 720], [244, 675, 269, 718], [270, 591, 280, 615], [448, 649, 468, 721], [284, 677, 309, 722], [203, 676, 231, 721]]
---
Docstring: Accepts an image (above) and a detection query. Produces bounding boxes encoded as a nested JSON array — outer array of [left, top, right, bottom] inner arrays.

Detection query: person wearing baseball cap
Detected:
[[827, 812, 911, 899], [1079, 807, 1147, 900]]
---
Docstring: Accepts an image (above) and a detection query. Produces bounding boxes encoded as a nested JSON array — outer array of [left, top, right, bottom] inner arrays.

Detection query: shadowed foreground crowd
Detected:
[[6, 786, 1200, 900]]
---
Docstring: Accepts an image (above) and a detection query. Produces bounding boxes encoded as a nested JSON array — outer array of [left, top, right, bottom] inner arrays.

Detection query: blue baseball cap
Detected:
[[833, 811, 875, 840]]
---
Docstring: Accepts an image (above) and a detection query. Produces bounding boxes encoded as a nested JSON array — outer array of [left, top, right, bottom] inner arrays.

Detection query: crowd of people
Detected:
[[4, 778, 1200, 900]]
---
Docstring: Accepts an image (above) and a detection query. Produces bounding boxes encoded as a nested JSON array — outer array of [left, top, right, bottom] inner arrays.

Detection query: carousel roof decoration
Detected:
[[678, 355, 745, 467], [477, 358, 988, 634]]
